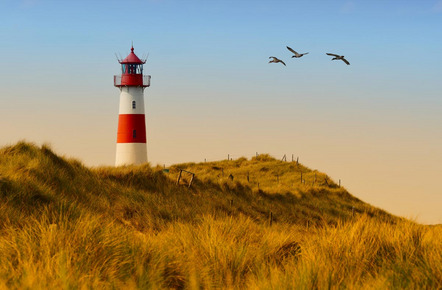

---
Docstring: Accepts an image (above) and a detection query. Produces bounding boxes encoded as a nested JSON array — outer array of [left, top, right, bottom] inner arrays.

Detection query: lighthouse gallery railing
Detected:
[[114, 75, 151, 87]]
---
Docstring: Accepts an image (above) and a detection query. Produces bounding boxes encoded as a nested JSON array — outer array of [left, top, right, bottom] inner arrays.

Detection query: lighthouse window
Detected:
[[122, 64, 143, 74], [132, 101, 136, 109], [128, 64, 137, 74], [133, 130, 136, 139]]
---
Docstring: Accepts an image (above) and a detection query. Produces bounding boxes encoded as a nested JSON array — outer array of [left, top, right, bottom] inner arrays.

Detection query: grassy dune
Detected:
[[0, 142, 440, 289]]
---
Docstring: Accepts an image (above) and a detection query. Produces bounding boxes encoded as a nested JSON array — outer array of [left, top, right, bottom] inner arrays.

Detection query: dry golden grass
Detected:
[[0, 142, 440, 289]]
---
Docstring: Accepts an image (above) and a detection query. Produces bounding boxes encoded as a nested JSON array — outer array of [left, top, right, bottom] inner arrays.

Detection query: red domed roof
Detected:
[[119, 46, 145, 64]]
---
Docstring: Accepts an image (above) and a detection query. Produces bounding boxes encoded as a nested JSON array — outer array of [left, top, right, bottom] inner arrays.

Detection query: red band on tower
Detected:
[[117, 114, 147, 143]]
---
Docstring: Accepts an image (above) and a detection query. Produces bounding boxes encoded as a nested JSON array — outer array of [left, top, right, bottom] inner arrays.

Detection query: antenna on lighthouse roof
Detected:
[[114, 53, 121, 62], [141, 53, 148, 63]]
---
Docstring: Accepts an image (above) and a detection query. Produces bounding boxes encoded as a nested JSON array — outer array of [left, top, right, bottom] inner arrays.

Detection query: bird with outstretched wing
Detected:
[[326, 53, 350, 65], [269, 56, 286, 66], [287, 46, 309, 58]]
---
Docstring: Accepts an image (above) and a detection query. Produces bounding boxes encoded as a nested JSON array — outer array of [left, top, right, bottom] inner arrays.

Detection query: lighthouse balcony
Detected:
[[114, 75, 151, 87]]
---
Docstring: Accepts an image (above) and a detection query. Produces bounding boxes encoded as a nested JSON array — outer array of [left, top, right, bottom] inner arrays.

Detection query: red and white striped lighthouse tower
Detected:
[[114, 46, 151, 166]]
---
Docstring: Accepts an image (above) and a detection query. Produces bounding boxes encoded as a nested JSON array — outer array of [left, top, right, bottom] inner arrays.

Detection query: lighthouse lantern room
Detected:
[[114, 46, 151, 166]]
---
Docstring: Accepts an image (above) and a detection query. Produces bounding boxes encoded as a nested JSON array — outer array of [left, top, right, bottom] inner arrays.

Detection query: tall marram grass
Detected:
[[0, 142, 441, 289], [0, 212, 440, 289]]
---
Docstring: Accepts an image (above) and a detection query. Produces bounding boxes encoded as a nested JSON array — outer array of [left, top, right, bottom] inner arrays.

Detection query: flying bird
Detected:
[[269, 56, 286, 66], [286, 46, 309, 58], [326, 53, 350, 65]]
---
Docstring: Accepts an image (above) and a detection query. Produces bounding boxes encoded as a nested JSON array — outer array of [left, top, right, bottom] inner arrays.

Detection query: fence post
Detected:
[[269, 211, 273, 226], [176, 169, 182, 185], [188, 173, 195, 188]]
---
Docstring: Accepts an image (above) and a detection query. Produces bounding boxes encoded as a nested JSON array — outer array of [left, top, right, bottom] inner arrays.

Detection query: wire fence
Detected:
[[169, 152, 343, 190]]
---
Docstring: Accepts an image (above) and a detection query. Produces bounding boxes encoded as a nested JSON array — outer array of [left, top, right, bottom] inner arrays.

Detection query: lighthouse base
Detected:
[[115, 143, 147, 166]]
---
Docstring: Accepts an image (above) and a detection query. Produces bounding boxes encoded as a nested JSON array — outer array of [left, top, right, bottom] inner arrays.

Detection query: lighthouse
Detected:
[[114, 46, 151, 166]]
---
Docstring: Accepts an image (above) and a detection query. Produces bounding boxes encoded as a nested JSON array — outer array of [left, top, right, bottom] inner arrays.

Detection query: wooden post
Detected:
[[176, 169, 182, 185], [204, 158, 206, 162], [269, 211, 273, 226], [300, 172, 303, 183], [339, 179, 341, 187], [188, 173, 195, 188], [292, 154, 294, 162], [228, 154, 229, 160], [296, 157, 299, 166], [256, 152, 258, 157]]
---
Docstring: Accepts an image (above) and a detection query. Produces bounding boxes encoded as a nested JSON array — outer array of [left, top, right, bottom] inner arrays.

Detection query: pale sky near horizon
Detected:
[[0, 0, 441, 224]]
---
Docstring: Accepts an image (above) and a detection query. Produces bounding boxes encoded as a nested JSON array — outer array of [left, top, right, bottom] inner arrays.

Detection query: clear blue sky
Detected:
[[1, 0, 441, 224]]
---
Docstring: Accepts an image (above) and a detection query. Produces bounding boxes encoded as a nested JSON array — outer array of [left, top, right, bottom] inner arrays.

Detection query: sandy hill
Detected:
[[0, 142, 392, 229]]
